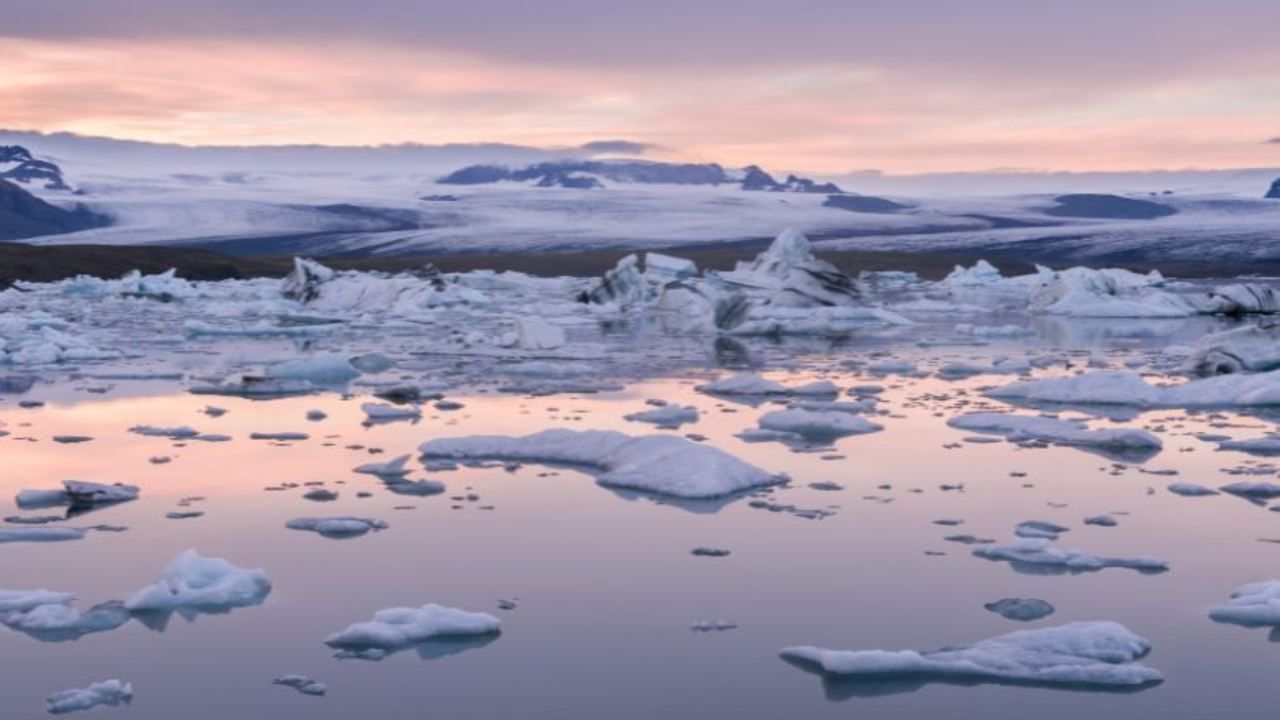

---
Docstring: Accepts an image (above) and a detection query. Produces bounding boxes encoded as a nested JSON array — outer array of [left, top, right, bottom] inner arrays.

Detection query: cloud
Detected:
[[579, 140, 657, 155]]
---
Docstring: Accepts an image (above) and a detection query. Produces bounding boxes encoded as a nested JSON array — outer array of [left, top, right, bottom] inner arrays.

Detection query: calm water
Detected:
[[4, 319, 1280, 719]]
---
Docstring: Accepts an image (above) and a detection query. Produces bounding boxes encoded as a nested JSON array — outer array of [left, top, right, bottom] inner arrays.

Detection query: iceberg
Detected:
[[973, 537, 1169, 574], [782, 622, 1162, 689], [46, 680, 133, 715], [325, 603, 500, 657], [419, 429, 783, 499], [124, 550, 271, 613]]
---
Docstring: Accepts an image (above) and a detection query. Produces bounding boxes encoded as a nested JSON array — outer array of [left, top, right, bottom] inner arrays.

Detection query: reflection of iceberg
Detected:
[[1, 599, 130, 643], [782, 621, 1163, 698]]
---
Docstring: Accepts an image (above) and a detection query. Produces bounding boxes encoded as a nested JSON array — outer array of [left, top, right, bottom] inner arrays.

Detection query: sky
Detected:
[[3, 0, 1279, 174]]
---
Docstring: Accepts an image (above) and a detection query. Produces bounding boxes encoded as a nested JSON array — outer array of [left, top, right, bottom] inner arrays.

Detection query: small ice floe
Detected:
[[781, 622, 1161, 689], [353, 454, 412, 478], [306, 410, 327, 421], [419, 429, 783, 500], [1208, 581, 1280, 627], [691, 620, 738, 632], [1219, 482, 1280, 503], [250, 432, 309, 441], [286, 517, 388, 538], [1168, 482, 1220, 497], [696, 373, 837, 397], [165, 511, 203, 520], [384, 479, 446, 497], [754, 409, 883, 440], [0, 527, 86, 543], [691, 547, 731, 557], [1217, 437, 1280, 456], [624, 405, 699, 429], [272, 674, 327, 697], [325, 604, 501, 660], [52, 435, 93, 444], [190, 376, 315, 397], [192, 433, 231, 443], [124, 550, 271, 613], [45, 679, 133, 715], [988, 369, 1280, 409], [303, 489, 338, 502], [947, 413, 1161, 459], [974, 538, 1168, 574], [0, 589, 130, 642], [361, 403, 422, 422], [1084, 514, 1118, 527], [129, 425, 199, 439], [64, 481, 139, 507], [1015, 521, 1069, 540], [985, 598, 1056, 622]]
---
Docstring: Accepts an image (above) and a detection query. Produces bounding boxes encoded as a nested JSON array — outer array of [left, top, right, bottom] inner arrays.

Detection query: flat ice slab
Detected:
[[419, 429, 783, 499], [782, 621, 1162, 688]]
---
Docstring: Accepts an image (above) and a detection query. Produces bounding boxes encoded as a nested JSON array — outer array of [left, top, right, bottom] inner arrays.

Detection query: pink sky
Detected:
[[3, 1, 1279, 174]]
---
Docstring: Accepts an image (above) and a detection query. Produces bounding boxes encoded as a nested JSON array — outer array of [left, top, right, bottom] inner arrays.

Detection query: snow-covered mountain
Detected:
[[2, 129, 1278, 270]]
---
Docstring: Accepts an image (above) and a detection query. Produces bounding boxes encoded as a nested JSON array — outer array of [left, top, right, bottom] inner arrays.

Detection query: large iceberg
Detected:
[[419, 429, 782, 499], [782, 622, 1162, 689]]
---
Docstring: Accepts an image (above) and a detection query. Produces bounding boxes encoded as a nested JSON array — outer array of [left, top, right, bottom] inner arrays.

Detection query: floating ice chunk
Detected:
[[990, 369, 1280, 408], [1185, 324, 1280, 376], [63, 481, 139, 506], [420, 429, 783, 499], [1208, 581, 1280, 627], [866, 360, 917, 375], [947, 413, 1161, 456], [266, 354, 361, 384], [781, 621, 1161, 688], [0, 527, 85, 543], [384, 479, 446, 496], [1027, 266, 1190, 318], [16, 488, 72, 509], [974, 537, 1168, 574], [1202, 284, 1280, 316], [129, 425, 199, 439], [943, 260, 1003, 286], [1084, 514, 1118, 527], [985, 598, 1056, 622], [286, 517, 388, 538], [1219, 482, 1280, 503], [273, 674, 327, 696], [46, 679, 133, 715], [937, 358, 1031, 378], [325, 604, 500, 655], [512, 316, 566, 350], [697, 373, 837, 397], [713, 229, 863, 308], [1015, 521, 1069, 540], [1167, 482, 1220, 497], [1217, 437, 1280, 456], [282, 257, 337, 303], [250, 432, 309, 441], [124, 550, 271, 612], [353, 454, 412, 477], [0, 589, 75, 613], [190, 376, 315, 397], [361, 403, 422, 421], [624, 405, 699, 428], [757, 409, 883, 439], [1, 599, 130, 642], [645, 252, 697, 281]]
